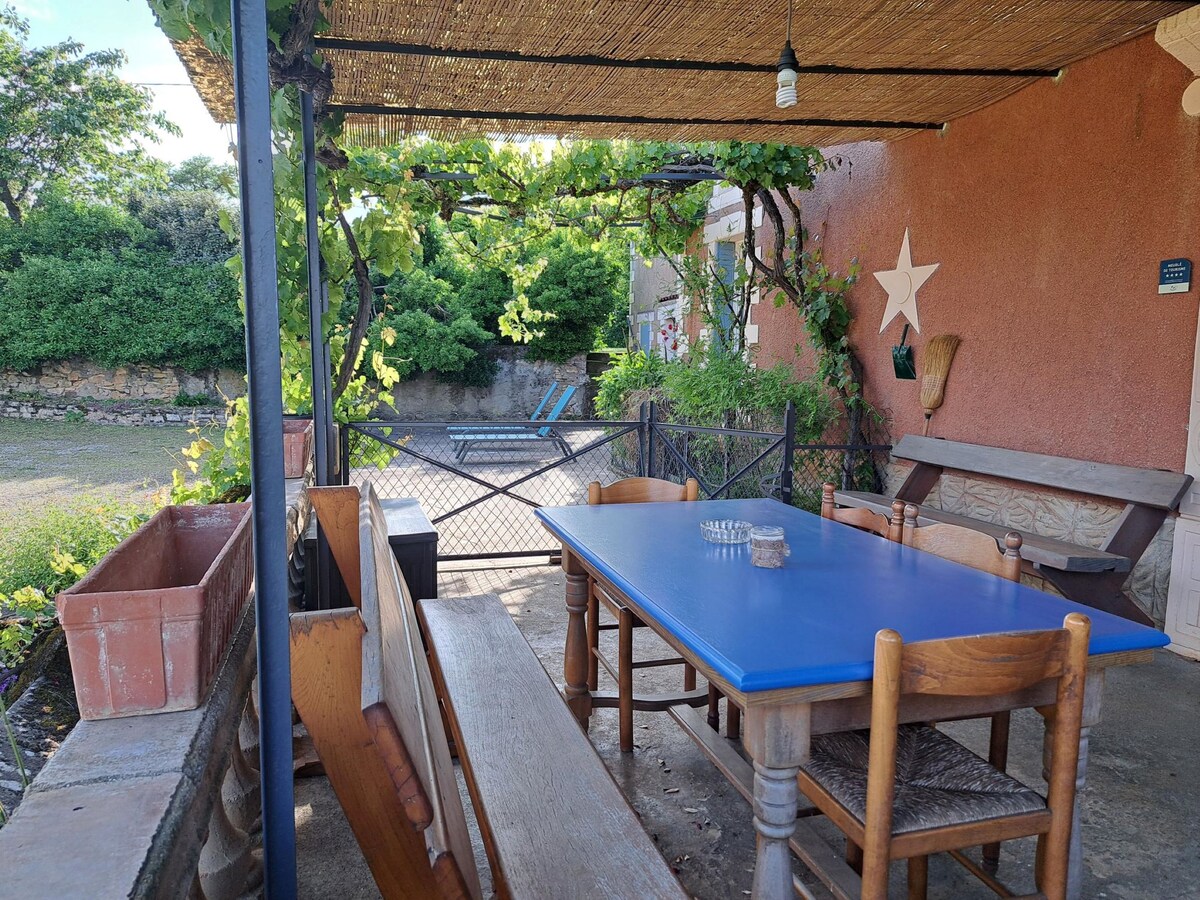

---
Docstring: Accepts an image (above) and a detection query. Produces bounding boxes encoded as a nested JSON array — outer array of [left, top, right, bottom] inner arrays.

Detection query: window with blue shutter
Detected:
[[714, 241, 736, 355]]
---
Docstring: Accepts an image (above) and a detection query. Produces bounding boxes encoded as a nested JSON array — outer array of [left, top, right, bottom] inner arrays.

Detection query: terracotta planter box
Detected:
[[57, 503, 252, 720], [283, 418, 313, 478]]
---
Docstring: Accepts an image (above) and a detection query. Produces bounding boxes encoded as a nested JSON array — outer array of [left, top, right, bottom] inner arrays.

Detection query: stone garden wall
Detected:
[[885, 461, 1175, 627], [0, 396, 225, 427], [382, 347, 590, 420], [0, 359, 244, 403]]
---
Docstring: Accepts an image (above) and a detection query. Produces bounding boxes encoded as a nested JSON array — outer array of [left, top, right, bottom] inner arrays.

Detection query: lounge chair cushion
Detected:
[[800, 724, 1045, 834]]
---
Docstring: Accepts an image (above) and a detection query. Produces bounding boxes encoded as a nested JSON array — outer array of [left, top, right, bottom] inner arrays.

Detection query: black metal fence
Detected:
[[342, 403, 889, 560]]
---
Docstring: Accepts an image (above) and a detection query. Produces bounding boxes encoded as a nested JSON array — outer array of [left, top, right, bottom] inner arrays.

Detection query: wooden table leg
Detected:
[[743, 702, 812, 900], [562, 548, 593, 728], [1041, 669, 1104, 900]]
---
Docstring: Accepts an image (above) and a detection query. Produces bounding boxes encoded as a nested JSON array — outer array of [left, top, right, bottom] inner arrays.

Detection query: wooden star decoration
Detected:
[[875, 229, 939, 334]]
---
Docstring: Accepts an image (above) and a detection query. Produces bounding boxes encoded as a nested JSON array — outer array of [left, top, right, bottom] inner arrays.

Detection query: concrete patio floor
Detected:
[[295, 560, 1200, 899]]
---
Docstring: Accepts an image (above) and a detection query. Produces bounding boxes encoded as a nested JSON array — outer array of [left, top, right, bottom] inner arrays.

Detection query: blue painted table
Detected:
[[536, 499, 1168, 900]]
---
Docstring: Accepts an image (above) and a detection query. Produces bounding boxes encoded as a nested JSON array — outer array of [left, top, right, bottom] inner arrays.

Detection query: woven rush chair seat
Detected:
[[802, 725, 1045, 835]]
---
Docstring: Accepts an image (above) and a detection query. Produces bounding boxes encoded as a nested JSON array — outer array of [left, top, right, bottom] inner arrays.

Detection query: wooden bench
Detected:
[[291, 483, 684, 899], [834, 435, 1192, 625]]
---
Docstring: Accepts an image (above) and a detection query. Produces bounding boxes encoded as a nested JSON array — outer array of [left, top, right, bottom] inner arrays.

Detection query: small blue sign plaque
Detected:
[[1160, 258, 1192, 295]]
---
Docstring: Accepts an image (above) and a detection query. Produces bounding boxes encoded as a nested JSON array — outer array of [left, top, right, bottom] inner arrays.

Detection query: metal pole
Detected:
[[300, 89, 330, 488], [780, 400, 796, 506], [646, 400, 657, 479], [299, 89, 335, 610], [637, 401, 648, 477], [230, 1, 296, 895], [339, 423, 351, 486]]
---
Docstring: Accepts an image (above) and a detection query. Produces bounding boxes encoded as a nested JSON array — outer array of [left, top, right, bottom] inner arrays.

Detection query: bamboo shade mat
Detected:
[[169, 0, 1189, 146]]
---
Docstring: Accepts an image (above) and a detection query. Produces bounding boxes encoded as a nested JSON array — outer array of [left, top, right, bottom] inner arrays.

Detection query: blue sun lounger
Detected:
[[450, 385, 576, 462], [447, 382, 559, 433]]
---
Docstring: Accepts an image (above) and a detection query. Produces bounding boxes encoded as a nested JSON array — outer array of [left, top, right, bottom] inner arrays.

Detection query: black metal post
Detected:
[[339, 423, 352, 485], [300, 89, 330, 487], [230, 0, 296, 894], [646, 400, 657, 479], [299, 89, 335, 610], [780, 400, 796, 506], [637, 401, 649, 477]]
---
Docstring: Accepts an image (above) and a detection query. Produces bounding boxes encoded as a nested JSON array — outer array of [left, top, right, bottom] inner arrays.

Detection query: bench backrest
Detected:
[[894, 435, 1192, 510], [358, 483, 482, 899]]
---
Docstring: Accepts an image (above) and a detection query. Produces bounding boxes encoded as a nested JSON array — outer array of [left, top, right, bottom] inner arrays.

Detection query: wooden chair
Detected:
[[821, 483, 901, 540], [798, 614, 1090, 900], [586, 476, 708, 752], [901, 500, 1024, 871]]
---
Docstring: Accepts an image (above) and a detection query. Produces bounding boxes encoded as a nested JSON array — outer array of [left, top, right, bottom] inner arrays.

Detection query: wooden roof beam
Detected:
[[313, 38, 1059, 79], [327, 104, 943, 131]]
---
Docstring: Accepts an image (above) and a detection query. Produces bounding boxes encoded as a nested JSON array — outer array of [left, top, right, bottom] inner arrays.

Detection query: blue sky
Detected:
[[12, 0, 231, 165]]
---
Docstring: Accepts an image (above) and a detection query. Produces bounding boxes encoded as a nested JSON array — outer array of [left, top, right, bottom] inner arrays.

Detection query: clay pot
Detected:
[[57, 503, 252, 720], [283, 418, 313, 478]]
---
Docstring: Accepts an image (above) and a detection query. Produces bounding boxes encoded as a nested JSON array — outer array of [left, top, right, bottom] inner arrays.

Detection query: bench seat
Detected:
[[420, 593, 685, 899], [834, 490, 1131, 574]]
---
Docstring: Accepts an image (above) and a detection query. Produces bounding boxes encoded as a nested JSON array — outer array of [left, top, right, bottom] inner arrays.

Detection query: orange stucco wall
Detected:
[[749, 33, 1199, 471]]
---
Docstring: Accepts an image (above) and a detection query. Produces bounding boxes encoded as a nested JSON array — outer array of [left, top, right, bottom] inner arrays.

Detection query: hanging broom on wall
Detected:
[[920, 335, 961, 436]]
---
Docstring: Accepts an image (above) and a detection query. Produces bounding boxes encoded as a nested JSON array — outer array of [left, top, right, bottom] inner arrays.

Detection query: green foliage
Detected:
[[127, 186, 236, 265], [173, 391, 215, 407], [662, 349, 835, 440], [594, 351, 667, 420], [0, 499, 150, 599], [0, 9, 177, 222], [0, 247, 244, 373], [0, 196, 243, 373], [525, 237, 624, 362]]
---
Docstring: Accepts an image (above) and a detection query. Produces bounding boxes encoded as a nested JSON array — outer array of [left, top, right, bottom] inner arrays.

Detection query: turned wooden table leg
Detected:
[[562, 549, 593, 728], [586, 579, 599, 692], [744, 702, 811, 900]]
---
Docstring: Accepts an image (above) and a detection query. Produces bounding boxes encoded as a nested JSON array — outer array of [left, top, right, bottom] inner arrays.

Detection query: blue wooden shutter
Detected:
[[714, 241, 736, 354]]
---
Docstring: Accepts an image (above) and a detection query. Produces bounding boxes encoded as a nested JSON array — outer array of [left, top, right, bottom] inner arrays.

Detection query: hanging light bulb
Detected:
[[775, 0, 798, 109]]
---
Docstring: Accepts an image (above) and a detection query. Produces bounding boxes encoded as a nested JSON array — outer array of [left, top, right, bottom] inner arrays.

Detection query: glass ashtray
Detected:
[[700, 519, 753, 544]]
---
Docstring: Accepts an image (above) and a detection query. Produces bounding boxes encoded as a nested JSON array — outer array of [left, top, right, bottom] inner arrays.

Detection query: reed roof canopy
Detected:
[[174, 0, 1191, 147]]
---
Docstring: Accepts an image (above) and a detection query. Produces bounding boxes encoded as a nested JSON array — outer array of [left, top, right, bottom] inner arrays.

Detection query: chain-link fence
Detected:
[[343, 407, 889, 560], [344, 420, 641, 559]]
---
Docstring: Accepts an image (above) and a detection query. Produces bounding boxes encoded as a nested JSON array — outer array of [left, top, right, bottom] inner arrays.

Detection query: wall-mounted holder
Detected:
[[892, 324, 916, 379]]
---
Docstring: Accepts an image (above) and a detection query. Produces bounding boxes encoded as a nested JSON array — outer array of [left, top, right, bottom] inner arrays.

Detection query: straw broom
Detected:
[[920, 335, 961, 436]]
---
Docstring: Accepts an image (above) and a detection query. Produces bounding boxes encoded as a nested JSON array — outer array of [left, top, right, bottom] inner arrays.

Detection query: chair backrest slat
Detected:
[[529, 381, 558, 421], [536, 384, 576, 437], [897, 628, 1069, 697], [588, 476, 700, 505], [358, 483, 482, 899], [820, 483, 896, 539], [902, 502, 1022, 581]]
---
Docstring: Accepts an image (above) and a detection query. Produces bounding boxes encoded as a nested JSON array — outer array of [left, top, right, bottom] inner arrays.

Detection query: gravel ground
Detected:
[[0, 418, 202, 529]]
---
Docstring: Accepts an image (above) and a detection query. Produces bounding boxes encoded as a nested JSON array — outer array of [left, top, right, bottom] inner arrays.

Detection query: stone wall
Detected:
[[0, 397, 225, 428], [1, 359, 244, 403], [885, 462, 1175, 627], [382, 347, 589, 420]]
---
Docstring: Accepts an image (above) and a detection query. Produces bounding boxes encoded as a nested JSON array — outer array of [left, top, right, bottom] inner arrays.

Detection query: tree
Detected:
[[167, 155, 237, 196], [0, 8, 176, 223], [525, 236, 625, 362]]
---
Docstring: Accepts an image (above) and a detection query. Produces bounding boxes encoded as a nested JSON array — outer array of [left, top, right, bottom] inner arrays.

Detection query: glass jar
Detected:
[[750, 525, 790, 568]]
